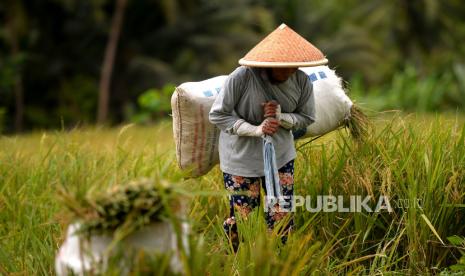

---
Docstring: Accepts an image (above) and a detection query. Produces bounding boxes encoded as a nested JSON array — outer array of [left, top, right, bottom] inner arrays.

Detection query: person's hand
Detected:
[[263, 100, 279, 118], [261, 117, 280, 136]]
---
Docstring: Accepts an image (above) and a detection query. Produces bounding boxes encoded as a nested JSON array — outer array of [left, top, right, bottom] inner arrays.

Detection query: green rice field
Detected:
[[1, 112, 465, 275]]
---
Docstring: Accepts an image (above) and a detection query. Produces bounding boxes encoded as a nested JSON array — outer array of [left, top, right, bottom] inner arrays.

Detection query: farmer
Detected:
[[209, 23, 327, 251]]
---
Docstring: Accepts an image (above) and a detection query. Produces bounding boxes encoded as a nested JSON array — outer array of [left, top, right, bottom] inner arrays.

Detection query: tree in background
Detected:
[[2, 1, 28, 132], [97, 0, 127, 124]]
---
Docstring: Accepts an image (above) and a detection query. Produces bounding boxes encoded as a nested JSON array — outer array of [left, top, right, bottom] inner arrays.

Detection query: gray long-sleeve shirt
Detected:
[[209, 66, 315, 177]]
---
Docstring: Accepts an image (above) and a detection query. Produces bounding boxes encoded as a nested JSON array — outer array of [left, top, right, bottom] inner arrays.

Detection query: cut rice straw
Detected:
[[297, 104, 371, 150]]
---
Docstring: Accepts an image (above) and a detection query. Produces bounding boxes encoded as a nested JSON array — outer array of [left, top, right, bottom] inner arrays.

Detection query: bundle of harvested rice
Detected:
[[344, 104, 371, 141], [59, 179, 181, 236]]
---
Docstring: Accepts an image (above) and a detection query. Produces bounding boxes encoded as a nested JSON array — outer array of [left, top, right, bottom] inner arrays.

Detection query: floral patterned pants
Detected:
[[223, 159, 295, 247]]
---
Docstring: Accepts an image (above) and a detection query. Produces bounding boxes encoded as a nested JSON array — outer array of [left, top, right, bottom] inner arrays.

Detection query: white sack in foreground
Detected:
[[55, 222, 189, 275], [171, 66, 353, 177]]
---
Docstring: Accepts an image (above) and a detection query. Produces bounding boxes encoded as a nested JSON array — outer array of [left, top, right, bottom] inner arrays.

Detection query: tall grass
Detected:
[[295, 112, 465, 274], [1, 114, 464, 274]]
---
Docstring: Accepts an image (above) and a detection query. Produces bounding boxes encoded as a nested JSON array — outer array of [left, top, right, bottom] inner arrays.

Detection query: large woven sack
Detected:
[[298, 66, 353, 138], [171, 66, 352, 177], [171, 76, 227, 177]]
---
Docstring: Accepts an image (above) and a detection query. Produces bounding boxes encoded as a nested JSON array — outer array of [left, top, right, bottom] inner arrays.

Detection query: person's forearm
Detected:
[[277, 113, 295, 129], [234, 118, 281, 137], [279, 113, 314, 129], [234, 119, 263, 137], [274, 105, 314, 130]]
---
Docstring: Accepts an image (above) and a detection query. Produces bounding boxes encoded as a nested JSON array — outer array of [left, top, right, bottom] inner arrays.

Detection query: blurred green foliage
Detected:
[[446, 235, 465, 272], [0, 54, 25, 90], [350, 64, 465, 112], [132, 84, 175, 124], [0, 0, 465, 132]]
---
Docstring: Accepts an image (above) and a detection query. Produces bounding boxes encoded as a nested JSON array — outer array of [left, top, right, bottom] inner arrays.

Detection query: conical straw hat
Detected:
[[239, 23, 327, 67]]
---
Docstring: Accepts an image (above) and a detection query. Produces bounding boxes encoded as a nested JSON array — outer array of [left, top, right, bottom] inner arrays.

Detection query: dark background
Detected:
[[1, 0, 464, 133]]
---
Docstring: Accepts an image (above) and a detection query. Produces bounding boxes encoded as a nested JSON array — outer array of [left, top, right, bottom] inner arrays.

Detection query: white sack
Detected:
[[55, 222, 190, 275], [171, 76, 226, 177], [298, 66, 353, 138]]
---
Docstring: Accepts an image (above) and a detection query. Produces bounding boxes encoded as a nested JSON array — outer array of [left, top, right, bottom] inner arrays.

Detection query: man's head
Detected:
[[267, 67, 298, 83]]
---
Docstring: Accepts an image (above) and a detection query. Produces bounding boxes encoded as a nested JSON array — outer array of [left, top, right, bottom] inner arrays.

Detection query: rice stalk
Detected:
[[344, 104, 371, 141]]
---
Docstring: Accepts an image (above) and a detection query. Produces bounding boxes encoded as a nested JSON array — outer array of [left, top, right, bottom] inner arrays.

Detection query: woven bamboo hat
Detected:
[[239, 23, 327, 67]]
